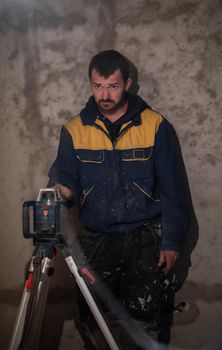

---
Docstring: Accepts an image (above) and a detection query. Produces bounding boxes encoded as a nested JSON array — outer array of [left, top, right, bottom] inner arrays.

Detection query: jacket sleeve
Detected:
[[48, 126, 80, 200], [154, 118, 189, 251]]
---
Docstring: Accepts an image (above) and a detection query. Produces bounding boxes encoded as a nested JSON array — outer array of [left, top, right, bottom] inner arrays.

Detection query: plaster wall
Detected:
[[0, 0, 222, 348]]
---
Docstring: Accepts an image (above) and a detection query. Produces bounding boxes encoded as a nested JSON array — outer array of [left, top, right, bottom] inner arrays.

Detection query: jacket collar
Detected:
[[80, 93, 150, 126]]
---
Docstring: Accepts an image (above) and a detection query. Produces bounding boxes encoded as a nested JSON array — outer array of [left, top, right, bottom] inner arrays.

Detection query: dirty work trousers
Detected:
[[73, 223, 174, 346]]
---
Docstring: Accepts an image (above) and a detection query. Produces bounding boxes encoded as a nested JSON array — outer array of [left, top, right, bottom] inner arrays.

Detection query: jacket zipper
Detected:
[[93, 120, 137, 188], [93, 123, 118, 187], [93, 119, 137, 147], [115, 120, 136, 143]]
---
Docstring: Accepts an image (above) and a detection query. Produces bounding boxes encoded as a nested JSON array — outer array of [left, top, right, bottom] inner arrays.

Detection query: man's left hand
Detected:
[[158, 250, 180, 273]]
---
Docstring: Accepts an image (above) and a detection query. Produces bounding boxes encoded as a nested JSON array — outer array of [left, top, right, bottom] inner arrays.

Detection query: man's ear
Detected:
[[126, 78, 132, 91]]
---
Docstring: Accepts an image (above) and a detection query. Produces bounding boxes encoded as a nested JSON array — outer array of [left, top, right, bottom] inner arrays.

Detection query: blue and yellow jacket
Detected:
[[50, 94, 189, 251]]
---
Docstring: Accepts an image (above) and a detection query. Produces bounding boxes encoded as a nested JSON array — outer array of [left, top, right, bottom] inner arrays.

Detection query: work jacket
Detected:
[[50, 95, 189, 251]]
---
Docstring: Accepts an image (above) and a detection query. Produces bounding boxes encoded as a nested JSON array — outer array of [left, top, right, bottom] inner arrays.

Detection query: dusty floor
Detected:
[[1, 286, 222, 350]]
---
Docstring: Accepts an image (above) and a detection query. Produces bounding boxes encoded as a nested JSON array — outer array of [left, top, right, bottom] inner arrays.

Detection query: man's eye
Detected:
[[94, 85, 101, 89], [110, 85, 118, 89]]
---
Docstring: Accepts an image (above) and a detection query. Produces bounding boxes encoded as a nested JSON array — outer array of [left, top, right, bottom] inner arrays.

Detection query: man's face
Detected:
[[91, 68, 131, 114]]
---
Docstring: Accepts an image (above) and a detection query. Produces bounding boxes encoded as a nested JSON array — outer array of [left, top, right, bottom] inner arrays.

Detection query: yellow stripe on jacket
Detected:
[[65, 109, 163, 150]]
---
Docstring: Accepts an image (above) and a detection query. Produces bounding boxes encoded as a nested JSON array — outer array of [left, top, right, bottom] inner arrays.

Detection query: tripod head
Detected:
[[23, 188, 66, 244]]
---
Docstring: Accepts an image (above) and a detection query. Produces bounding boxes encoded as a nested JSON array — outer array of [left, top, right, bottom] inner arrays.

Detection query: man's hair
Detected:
[[88, 50, 130, 83]]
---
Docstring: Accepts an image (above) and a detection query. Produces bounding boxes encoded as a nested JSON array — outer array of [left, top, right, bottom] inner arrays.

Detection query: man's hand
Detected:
[[158, 250, 180, 273], [53, 184, 73, 201]]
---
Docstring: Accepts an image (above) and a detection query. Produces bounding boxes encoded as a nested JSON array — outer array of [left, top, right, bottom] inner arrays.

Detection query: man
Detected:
[[49, 50, 189, 346]]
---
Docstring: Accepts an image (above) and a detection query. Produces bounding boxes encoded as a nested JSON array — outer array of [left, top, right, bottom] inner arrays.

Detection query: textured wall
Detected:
[[0, 0, 222, 348]]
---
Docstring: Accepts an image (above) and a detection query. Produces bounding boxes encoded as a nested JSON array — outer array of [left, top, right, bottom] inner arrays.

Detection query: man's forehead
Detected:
[[91, 68, 123, 82]]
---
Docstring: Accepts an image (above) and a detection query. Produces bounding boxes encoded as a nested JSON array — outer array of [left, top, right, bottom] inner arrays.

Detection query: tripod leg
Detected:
[[9, 247, 54, 350], [19, 254, 52, 350], [29, 257, 52, 349], [9, 256, 37, 350], [64, 255, 119, 350], [9, 277, 32, 350]]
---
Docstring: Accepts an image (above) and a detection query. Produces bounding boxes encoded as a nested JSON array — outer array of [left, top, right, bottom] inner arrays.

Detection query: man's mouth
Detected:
[[99, 100, 114, 104]]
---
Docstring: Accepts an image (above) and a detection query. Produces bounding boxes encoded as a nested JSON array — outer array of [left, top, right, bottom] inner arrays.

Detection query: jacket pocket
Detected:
[[80, 185, 107, 216], [76, 150, 104, 164], [133, 181, 160, 202], [76, 150, 105, 188], [80, 185, 95, 207], [124, 179, 160, 217], [121, 147, 152, 161], [121, 147, 154, 180]]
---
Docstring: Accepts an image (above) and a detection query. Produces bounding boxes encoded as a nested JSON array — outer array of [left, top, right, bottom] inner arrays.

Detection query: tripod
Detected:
[[9, 240, 119, 350], [9, 189, 119, 350]]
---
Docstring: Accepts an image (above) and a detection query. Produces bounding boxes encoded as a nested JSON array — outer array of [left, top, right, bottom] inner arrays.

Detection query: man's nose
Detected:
[[101, 87, 110, 100]]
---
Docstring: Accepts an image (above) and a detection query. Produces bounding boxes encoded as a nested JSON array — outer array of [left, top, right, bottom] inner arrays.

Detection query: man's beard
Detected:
[[98, 99, 115, 111], [97, 96, 126, 115]]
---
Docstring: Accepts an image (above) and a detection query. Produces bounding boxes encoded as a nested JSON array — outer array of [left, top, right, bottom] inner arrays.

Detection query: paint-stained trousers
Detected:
[[72, 223, 175, 347]]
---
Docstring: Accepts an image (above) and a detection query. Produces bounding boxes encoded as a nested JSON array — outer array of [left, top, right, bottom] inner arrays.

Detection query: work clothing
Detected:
[[73, 223, 175, 348], [74, 223, 174, 327], [50, 93, 189, 252]]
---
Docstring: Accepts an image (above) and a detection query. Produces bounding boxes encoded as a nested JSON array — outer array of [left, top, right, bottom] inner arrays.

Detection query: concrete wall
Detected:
[[0, 0, 222, 348]]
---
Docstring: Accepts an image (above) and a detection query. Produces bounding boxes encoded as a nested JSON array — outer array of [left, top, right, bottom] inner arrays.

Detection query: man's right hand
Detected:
[[53, 184, 74, 201]]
